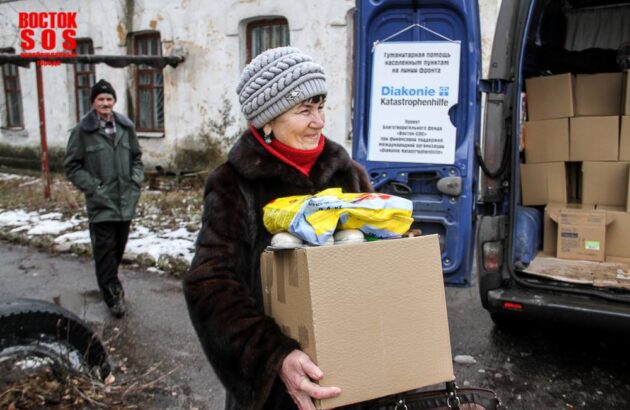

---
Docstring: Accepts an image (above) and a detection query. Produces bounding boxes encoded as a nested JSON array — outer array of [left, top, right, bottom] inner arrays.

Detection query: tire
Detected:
[[0, 298, 110, 381]]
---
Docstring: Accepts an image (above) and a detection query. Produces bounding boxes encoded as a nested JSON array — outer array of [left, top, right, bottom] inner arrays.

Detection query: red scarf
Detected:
[[249, 125, 325, 176]]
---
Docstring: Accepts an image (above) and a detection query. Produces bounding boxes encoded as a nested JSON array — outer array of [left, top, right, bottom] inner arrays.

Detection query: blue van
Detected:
[[353, 0, 630, 330]]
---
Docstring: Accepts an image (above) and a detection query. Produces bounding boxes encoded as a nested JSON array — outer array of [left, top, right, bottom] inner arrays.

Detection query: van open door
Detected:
[[352, 0, 482, 285]]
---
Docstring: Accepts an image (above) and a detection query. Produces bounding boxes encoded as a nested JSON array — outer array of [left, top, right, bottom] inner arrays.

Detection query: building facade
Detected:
[[0, 0, 501, 173]]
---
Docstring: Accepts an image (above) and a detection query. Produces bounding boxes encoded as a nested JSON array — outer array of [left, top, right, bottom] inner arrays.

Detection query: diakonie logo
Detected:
[[18, 12, 78, 66]]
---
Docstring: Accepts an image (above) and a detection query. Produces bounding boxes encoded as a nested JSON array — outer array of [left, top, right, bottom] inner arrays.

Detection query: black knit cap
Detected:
[[90, 79, 117, 102]]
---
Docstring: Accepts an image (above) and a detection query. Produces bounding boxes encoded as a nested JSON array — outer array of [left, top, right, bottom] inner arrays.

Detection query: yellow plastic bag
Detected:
[[263, 188, 413, 245]]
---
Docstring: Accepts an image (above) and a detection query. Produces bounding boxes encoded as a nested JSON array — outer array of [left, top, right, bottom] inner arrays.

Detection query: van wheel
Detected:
[[0, 298, 110, 383]]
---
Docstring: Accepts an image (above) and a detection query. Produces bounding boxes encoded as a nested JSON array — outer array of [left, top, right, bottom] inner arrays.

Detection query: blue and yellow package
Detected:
[[263, 188, 413, 245]]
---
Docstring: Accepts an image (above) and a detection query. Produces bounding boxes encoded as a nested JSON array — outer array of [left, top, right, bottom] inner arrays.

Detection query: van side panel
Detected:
[[353, 0, 482, 285]]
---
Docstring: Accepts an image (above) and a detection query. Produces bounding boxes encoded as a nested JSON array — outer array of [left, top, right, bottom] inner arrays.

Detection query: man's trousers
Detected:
[[89, 221, 131, 305]]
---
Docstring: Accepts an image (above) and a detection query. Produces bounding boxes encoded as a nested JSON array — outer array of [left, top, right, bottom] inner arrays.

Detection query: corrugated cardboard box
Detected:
[[520, 162, 567, 206], [598, 205, 630, 262], [569, 116, 619, 161], [567, 162, 581, 203], [555, 209, 609, 262], [526, 73, 574, 120], [575, 73, 623, 116], [582, 162, 630, 206], [623, 70, 630, 115], [260, 235, 454, 409], [620, 116, 630, 161], [543, 203, 563, 256], [524, 119, 569, 163], [543, 203, 594, 256]]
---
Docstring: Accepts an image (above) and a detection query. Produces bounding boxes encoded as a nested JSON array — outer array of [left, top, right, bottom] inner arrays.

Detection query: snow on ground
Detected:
[[0, 210, 43, 229], [1, 171, 198, 267], [0, 208, 197, 263], [127, 235, 195, 262], [1, 210, 84, 236], [27, 219, 81, 236], [54, 229, 91, 245], [0, 173, 34, 182], [18, 178, 41, 187]]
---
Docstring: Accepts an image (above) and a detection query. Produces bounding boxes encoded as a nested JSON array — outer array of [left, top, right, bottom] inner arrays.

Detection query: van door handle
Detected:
[[437, 176, 462, 196]]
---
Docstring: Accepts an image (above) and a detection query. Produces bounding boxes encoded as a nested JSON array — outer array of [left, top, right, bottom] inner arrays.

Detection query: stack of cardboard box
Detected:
[[521, 71, 630, 263]]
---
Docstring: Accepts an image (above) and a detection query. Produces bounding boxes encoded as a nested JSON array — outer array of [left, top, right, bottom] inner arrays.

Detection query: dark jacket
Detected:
[[183, 130, 372, 410], [64, 109, 144, 223]]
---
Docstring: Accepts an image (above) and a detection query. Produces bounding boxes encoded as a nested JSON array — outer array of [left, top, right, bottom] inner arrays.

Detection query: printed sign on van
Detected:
[[367, 41, 461, 164]]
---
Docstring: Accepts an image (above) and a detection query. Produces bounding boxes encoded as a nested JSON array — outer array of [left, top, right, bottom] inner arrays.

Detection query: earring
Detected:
[[263, 127, 272, 144]]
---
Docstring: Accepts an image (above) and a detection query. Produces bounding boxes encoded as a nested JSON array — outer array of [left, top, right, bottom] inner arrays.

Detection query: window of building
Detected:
[[1, 48, 24, 128], [246, 18, 290, 62], [133, 32, 164, 132], [74, 39, 96, 120]]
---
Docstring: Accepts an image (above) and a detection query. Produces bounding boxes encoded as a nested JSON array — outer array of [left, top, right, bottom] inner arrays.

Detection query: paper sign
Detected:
[[367, 41, 461, 164]]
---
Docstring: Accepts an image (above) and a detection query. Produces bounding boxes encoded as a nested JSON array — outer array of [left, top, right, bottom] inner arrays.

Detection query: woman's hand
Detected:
[[280, 349, 341, 410]]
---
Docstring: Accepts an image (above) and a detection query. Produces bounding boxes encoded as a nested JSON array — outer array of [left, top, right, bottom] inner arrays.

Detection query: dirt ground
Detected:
[[0, 241, 223, 410], [0, 168, 206, 234], [0, 168, 220, 409], [0, 168, 208, 277]]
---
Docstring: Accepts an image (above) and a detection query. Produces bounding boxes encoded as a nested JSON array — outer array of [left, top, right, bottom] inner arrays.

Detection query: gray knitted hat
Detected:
[[236, 47, 327, 128]]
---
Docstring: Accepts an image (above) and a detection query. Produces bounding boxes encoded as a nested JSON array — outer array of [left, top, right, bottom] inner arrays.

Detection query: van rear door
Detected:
[[353, 0, 482, 285]]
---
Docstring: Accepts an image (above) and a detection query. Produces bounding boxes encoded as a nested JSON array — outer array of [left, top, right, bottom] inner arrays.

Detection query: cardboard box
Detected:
[[569, 116, 619, 161], [520, 162, 567, 206], [260, 235, 454, 409], [620, 116, 630, 161], [556, 209, 609, 262], [526, 73, 574, 120], [567, 162, 581, 203], [543, 203, 593, 256], [598, 206, 630, 262], [575, 73, 623, 116], [581, 162, 630, 206], [543, 203, 563, 256], [524, 119, 569, 163], [623, 70, 630, 115]]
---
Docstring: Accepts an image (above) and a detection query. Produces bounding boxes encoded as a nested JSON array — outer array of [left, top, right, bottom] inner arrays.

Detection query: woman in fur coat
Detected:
[[183, 47, 373, 410]]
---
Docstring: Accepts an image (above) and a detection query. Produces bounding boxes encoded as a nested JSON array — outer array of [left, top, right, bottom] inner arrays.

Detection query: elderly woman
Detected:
[[183, 47, 372, 410]]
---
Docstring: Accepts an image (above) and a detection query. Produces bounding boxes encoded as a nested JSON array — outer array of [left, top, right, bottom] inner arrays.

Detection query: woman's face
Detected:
[[267, 98, 326, 150]]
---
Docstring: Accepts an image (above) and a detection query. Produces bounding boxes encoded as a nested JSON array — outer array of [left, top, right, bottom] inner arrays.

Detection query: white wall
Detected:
[[0, 0, 501, 170]]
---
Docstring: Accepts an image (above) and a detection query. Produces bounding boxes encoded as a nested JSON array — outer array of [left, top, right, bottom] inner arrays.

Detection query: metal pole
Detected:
[[35, 63, 51, 199]]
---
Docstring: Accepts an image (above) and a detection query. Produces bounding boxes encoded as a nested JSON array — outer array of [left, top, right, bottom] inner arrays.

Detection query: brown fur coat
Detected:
[[183, 129, 372, 409]]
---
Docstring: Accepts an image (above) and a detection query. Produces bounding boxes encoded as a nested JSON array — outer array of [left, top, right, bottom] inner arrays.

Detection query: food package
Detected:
[[263, 188, 413, 245]]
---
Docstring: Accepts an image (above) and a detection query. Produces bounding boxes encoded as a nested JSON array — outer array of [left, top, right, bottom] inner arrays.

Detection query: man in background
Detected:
[[64, 79, 144, 318]]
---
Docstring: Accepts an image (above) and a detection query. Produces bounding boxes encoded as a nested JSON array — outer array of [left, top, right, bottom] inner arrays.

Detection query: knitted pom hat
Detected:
[[236, 47, 327, 128]]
